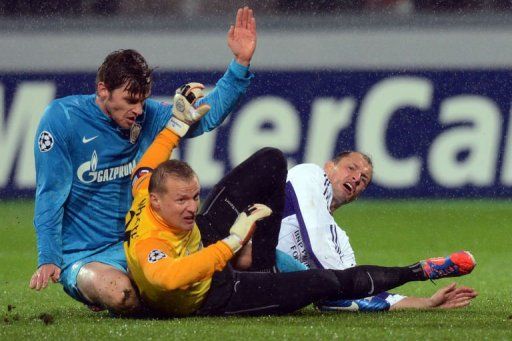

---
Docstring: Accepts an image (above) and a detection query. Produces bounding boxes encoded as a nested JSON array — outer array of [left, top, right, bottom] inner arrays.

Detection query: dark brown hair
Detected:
[[149, 160, 197, 194], [96, 49, 153, 98]]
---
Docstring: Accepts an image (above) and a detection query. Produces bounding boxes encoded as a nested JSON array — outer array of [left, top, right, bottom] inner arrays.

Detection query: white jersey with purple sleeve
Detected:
[[276, 163, 405, 310], [277, 163, 356, 270]]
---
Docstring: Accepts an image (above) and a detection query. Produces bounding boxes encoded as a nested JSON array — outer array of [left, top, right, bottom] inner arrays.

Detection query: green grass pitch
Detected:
[[1, 199, 511, 339]]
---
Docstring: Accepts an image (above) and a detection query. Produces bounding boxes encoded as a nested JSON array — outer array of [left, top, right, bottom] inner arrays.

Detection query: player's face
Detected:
[[96, 82, 148, 129], [325, 152, 372, 209], [154, 176, 200, 231]]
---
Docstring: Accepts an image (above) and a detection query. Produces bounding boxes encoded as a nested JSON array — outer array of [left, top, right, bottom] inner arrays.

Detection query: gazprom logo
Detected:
[[77, 150, 136, 184]]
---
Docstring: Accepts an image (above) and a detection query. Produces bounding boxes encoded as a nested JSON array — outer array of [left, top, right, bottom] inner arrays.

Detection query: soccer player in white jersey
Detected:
[[276, 151, 477, 311]]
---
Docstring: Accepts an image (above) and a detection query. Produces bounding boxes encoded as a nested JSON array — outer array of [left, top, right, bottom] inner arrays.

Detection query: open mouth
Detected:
[[343, 182, 353, 195], [184, 216, 195, 224]]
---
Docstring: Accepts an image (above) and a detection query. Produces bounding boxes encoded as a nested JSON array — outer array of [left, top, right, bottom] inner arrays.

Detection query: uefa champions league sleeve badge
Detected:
[[130, 123, 142, 144], [38, 131, 54, 152], [148, 249, 167, 263]]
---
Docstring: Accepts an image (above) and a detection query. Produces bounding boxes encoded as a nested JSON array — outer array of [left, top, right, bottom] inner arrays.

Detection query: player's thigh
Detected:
[[227, 147, 286, 196], [77, 262, 135, 303], [200, 147, 286, 213], [197, 147, 287, 244]]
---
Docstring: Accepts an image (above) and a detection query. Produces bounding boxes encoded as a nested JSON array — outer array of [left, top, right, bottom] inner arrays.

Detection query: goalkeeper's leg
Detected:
[[205, 263, 427, 316], [196, 147, 287, 271]]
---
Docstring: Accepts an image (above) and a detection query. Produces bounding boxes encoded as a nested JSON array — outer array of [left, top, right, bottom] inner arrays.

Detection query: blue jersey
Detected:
[[34, 60, 252, 269]]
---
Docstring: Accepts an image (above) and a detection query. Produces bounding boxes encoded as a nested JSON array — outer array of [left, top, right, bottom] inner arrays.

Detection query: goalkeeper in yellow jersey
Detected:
[[124, 84, 476, 317]]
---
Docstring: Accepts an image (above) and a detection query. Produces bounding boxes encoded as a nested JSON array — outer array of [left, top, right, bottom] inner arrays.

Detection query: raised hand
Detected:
[[227, 7, 257, 66]]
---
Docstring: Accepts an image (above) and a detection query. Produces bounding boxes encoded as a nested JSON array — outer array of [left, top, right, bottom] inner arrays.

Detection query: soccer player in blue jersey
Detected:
[[29, 6, 257, 315]]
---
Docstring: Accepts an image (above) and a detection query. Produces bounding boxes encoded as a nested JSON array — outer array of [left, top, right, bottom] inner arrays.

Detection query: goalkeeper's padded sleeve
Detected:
[[131, 129, 180, 196], [135, 237, 233, 291]]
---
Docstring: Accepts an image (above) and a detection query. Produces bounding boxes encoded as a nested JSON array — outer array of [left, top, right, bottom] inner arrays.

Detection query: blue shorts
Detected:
[[275, 249, 308, 273], [60, 241, 127, 305]]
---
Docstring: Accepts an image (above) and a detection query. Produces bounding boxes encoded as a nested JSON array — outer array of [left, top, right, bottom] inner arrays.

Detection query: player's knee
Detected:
[[78, 266, 140, 314], [255, 147, 287, 183], [258, 147, 286, 168], [109, 288, 140, 314], [106, 276, 140, 314]]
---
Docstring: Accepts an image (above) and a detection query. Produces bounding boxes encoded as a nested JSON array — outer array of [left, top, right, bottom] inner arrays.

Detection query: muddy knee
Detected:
[[77, 263, 140, 313]]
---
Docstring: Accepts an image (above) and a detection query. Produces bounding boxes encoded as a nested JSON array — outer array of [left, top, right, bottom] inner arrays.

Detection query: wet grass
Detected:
[[1, 199, 511, 340]]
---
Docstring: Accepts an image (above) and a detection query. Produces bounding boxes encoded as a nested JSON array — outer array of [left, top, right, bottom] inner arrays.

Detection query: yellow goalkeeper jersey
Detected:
[[124, 129, 233, 316]]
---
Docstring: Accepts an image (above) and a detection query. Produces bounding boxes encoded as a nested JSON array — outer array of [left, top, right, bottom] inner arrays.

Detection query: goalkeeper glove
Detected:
[[166, 82, 211, 137], [223, 204, 272, 253]]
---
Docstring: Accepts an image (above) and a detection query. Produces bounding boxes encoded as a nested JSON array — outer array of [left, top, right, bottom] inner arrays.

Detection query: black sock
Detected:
[[408, 262, 428, 281], [331, 264, 427, 300]]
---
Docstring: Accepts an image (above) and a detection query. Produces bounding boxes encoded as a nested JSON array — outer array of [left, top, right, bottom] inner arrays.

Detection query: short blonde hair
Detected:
[[149, 160, 197, 194]]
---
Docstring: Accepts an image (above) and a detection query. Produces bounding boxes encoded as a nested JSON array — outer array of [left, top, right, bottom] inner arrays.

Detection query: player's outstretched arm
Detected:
[[132, 84, 209, 195], [184, 7, 256, 138], [228, 6, 257, 66], [318, 284, 477, 312], [390, 283, 478, 310]]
